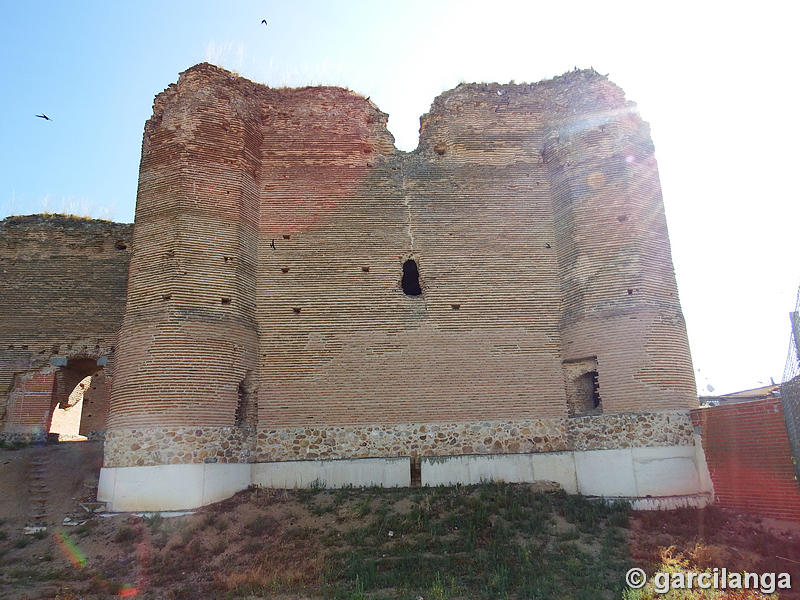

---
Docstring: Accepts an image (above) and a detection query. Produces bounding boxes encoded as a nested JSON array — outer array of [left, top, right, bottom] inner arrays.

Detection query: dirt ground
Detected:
[[1, 442, 799, 600], [0, 441, 102, 527]]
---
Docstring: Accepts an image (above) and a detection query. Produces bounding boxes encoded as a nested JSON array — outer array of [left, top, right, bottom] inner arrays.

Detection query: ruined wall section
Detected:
[[0, 215, 131, 431], [79, 372, 111, 437], [108, 64, 263, 440], [256, 86, 409, 430], [541, 72, 696, 412], [406, 84, 566, 419], [255, 80, 568, 438], [104, 66, 698, 468]]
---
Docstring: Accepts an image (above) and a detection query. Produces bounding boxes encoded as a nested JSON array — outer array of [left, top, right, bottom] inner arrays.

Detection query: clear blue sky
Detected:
[[2, 0, 799, 395]]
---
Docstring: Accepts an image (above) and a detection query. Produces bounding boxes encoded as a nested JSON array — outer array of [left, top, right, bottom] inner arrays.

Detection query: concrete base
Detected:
[[98, 443, 714, 512], [424, 444, 712, 501], [98, 462, 250, 512], [252, 457, 410, 489], [99, 457, 410, 511], [422, 452, 578, 492]]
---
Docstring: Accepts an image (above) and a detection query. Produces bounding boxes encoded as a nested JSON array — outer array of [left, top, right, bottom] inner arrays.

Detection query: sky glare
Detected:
[[1, 0, 798, 395]]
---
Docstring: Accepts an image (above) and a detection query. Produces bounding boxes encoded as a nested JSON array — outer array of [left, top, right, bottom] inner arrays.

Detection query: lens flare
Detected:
[[53, 529, 87, 568]]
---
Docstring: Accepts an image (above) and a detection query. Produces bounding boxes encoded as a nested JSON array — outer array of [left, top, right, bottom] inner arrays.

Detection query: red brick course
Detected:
[[5, 371, 56, 429]]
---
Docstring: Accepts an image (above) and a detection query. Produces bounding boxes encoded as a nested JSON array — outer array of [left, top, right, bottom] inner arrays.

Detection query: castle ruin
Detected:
[[1, 64, 713, 511]]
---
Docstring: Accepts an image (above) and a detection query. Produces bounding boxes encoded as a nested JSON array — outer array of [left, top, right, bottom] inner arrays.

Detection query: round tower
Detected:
[[542, 72, 697, 414], [100, 65, 264, 510]]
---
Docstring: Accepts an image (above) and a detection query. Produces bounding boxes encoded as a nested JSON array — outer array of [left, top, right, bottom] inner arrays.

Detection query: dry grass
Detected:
[[1, 474, 799, 599]]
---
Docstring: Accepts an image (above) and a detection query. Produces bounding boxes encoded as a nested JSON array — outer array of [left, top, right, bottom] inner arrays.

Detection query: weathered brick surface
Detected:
[[106, 63, 696, 467], [691, 400, 800, 521], [79, 373, 111, 437], [0, 215, 132, 434], [542, 82, 695, 413], [4, 371, 56, 429]]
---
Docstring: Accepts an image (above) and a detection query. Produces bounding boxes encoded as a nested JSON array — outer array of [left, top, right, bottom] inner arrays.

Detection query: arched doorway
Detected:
[[3, 356, 111, 440], [49, 375, 92, 441], [47, 357, 109, 440]]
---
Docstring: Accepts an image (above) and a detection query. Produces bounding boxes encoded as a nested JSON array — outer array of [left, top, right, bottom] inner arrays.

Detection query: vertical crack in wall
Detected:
[[400, 156, 414, 252]]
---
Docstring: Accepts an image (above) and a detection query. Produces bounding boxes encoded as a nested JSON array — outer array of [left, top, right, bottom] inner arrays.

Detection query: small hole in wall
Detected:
[[281, 267, 290, 273], [235, 373, 257, 427], [434, 142, 446, 156], [588, 370, 601, 409], [221, 297, 232, 305], [362, 266, 370, 272], [115, 241, 127, 250], [401, 260, 422, 296], [451, 304, 461, 310], [617, 215, 628, 222], [564, 358, 602, 416], [293, 307, 301, 314], [282, 234, 291, 240], [627, 289, 633, 295], [410, 456, 421, 487], [161, 294, 172, 301]]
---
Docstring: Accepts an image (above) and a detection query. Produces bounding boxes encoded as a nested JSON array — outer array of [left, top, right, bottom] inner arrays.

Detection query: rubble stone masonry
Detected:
[[103, 411, 694, 467], [104, 63, 697, 470]]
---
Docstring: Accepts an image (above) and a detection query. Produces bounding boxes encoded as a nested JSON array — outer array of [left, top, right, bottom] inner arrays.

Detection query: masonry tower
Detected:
[[98, 64, 709, 511]]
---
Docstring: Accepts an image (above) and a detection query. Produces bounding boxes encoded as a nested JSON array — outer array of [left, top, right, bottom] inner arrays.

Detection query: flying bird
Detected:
[[35, 114, 51, 121], [261, 19, 267, 25]]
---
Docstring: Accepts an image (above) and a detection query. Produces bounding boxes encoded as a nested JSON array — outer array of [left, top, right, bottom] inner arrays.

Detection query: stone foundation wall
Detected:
[[104, 426, 255, 467], [103, 411, 694, 467]]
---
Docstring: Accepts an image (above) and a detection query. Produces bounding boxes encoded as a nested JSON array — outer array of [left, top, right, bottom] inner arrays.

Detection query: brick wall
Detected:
[[691, 399, 800, 521], [0, 214, 132, 433], [105, 63, 697, 465], [542, 84, 695, 413], [5, 371, 56, 429], [80, 373, 111, 437], [110, 64, 694, 430]]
